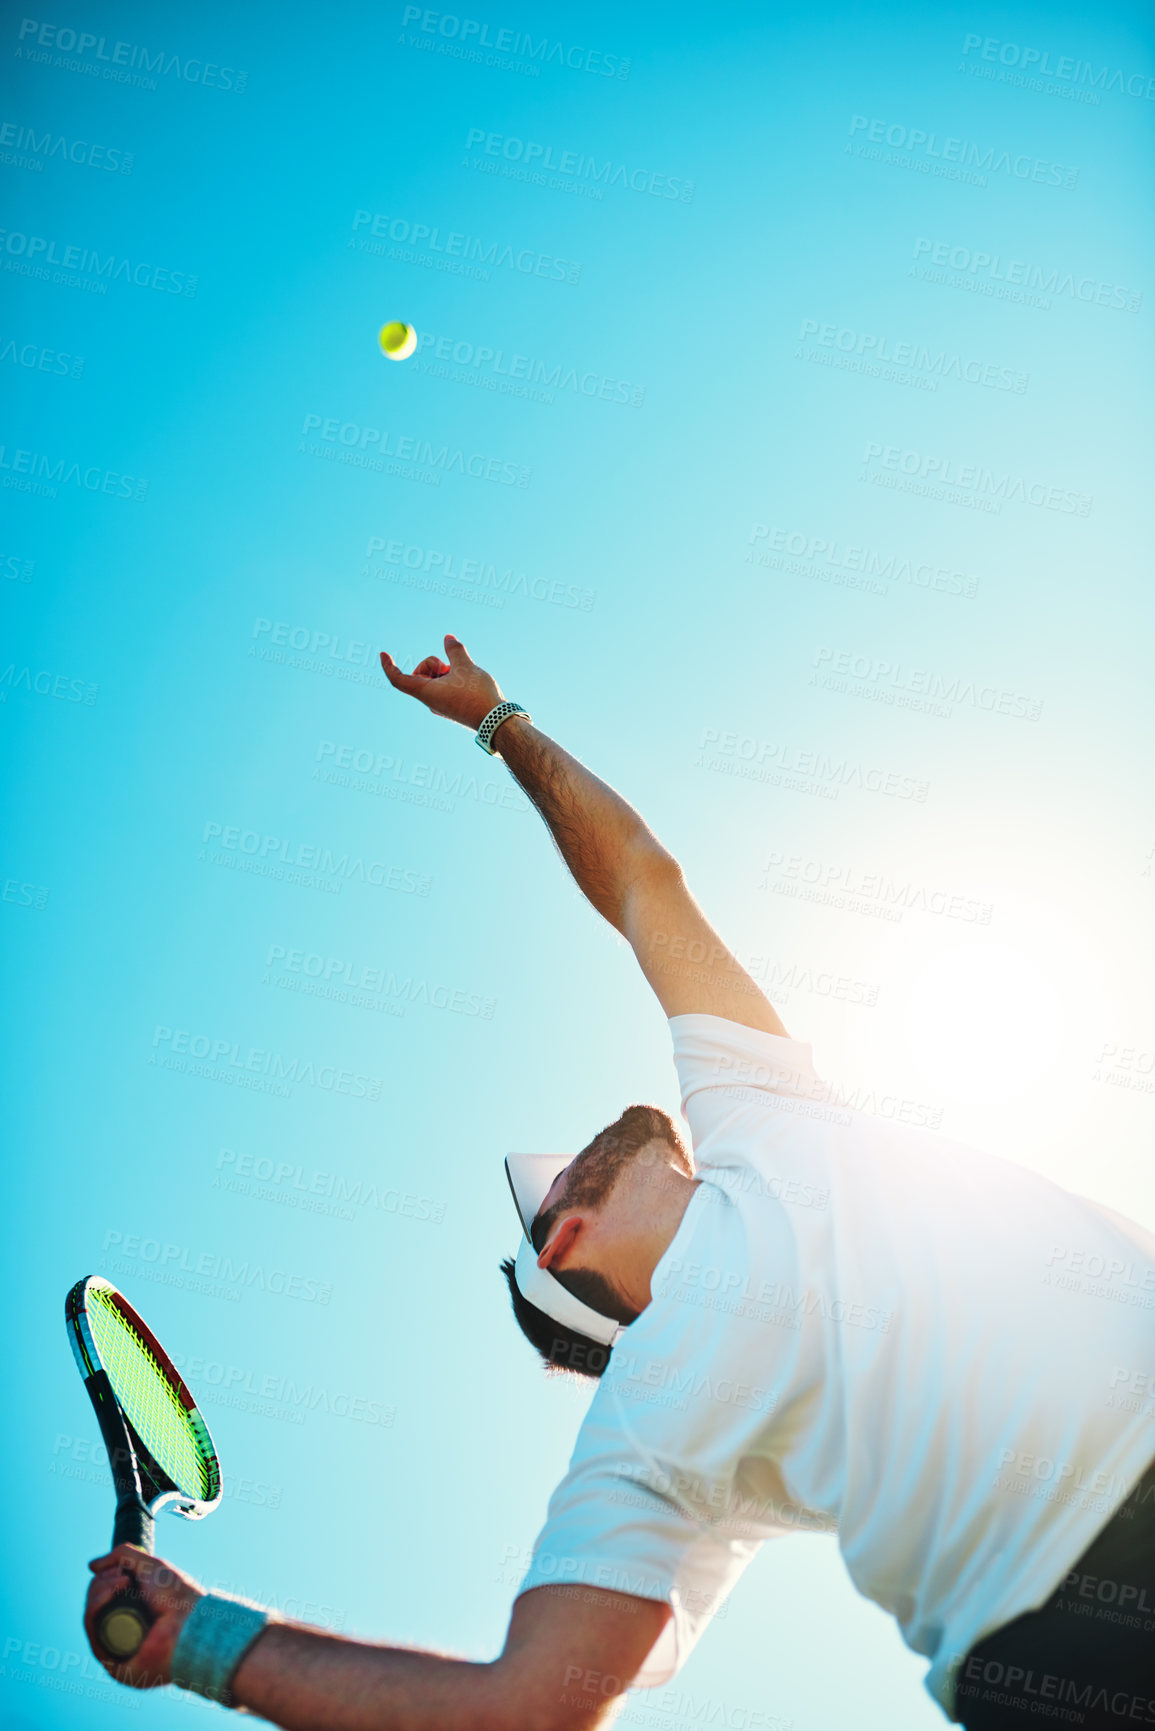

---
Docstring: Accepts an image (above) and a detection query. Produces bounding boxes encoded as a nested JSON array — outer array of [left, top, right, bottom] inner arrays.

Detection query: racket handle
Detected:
[[97, 1586, 154, 1660], [98, 1500, 157, 1659], [112, 1497, 155, 1552]]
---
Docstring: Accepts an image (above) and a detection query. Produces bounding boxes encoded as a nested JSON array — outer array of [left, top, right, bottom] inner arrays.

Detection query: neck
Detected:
[[602, 1162, 699, 1317]]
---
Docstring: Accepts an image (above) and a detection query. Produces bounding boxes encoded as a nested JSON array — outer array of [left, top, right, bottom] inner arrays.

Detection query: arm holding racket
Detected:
[[86, 1552, 669, 1730], [380, 635, 787, 1038]]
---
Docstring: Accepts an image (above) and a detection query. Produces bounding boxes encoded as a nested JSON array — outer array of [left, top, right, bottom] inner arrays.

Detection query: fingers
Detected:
[[88, 1546, 188, 1602], [379, 653, 429, 697], [382, 636, 472, 677], [380, 649, 453, 694], [89, 1543, 148, 1576], [87, 1565, 133, 1617]]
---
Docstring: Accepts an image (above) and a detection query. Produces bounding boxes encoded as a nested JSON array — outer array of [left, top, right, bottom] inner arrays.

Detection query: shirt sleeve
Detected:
[[667, 1013, 824, 1149], [517, 1397, 763, 1686]]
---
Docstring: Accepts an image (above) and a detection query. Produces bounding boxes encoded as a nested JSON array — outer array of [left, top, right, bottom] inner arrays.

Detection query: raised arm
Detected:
[[380, 636, 787, 1038]]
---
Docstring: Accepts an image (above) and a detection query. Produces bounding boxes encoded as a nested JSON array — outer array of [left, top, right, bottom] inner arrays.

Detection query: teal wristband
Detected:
[[170, 1592, 270, 1708]]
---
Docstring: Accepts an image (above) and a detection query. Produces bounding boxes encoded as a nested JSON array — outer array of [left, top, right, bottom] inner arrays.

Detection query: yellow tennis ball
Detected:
[[378, 321, 417, 361]]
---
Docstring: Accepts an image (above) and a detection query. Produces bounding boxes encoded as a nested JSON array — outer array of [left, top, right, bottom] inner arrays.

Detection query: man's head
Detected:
[[501, 1104, 694, 1379]]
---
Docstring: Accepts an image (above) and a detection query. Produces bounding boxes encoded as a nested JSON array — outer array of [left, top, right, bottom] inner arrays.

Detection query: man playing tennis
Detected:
[[86, 635, 1155, 1729]]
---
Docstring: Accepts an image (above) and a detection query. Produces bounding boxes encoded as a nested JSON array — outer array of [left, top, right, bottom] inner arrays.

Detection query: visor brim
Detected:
[[504, 1153, 573, 1241]]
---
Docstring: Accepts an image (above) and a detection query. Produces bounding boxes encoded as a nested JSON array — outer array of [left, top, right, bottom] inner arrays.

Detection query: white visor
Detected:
[[505, 1154, 623, 1349]]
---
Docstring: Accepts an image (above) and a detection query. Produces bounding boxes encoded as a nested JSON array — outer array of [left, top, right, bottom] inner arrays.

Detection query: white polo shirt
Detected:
[[518, 1014, 1155, 1719]]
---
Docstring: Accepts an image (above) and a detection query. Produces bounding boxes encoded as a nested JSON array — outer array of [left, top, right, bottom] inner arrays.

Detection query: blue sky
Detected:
[[2, 3, 1153, 1727]]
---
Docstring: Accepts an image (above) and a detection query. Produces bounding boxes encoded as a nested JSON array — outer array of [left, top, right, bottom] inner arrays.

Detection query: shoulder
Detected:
[[668, 1012, 822, 1111]]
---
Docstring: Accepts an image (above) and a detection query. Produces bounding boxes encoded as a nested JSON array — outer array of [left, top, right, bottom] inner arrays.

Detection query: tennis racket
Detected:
[[65, 1275, 221, 1659]]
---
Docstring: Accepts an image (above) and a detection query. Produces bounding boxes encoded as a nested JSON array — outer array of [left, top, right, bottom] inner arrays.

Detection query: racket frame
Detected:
[[66, 1274, 222, 1532], [65, 1275, 222, 1660]]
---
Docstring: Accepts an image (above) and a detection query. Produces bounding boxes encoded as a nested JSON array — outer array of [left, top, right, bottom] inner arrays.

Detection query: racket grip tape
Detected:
[[112, 1497, 155, 1552]]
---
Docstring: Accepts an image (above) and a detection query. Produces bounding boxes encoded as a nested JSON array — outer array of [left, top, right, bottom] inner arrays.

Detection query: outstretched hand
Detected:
[[85, 1544, 202, 1689], [380, 635, 505, 731]]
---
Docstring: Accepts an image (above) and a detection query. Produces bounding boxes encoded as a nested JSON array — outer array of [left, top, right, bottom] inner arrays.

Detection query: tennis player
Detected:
[[86, 635, 1155, 1729]]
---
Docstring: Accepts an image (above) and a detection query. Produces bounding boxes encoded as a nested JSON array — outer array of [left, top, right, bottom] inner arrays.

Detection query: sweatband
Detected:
[[170, 1591, 271, 1708]]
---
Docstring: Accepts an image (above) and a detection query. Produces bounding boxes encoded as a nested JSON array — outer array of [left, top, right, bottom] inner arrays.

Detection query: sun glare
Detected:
[[901, 942, 1067, 1106]]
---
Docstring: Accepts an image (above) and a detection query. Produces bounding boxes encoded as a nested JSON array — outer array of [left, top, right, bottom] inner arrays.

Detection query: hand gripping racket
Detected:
[[66, 1276, 222, 1659]]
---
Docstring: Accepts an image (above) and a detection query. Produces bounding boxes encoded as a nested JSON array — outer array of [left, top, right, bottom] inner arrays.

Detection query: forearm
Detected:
[[494, 717, 671, 931], [232, 1623, 504, 1731]]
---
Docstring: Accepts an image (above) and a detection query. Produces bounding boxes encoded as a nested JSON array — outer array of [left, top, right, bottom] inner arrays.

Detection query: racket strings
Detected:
[[87, 1287, 210, 1499]]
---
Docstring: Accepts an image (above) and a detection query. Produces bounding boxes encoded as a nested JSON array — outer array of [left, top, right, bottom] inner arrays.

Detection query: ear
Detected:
[[537, 1214, 583, 1272]]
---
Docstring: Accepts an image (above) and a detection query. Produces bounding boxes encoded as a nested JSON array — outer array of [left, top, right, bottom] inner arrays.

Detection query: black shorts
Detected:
[[956, 1458, 1155, 1730]]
